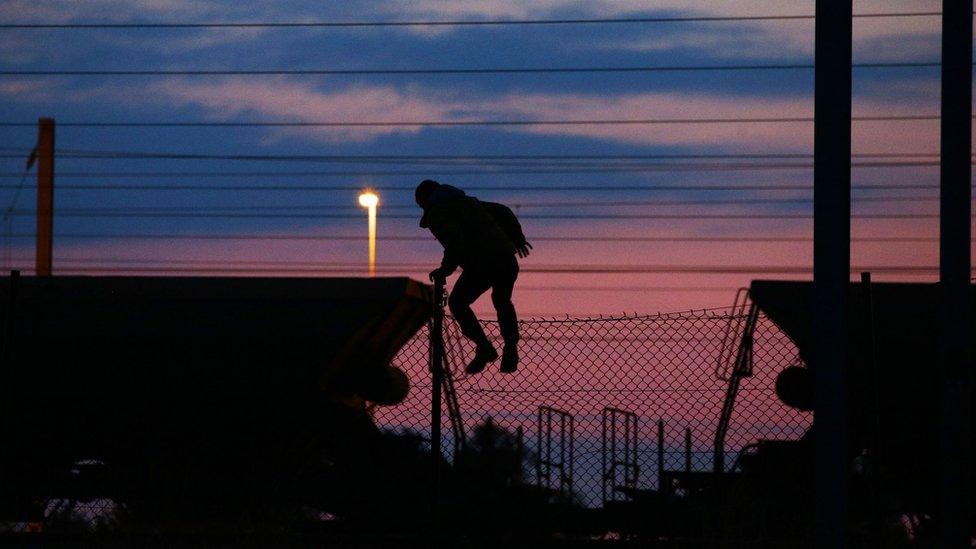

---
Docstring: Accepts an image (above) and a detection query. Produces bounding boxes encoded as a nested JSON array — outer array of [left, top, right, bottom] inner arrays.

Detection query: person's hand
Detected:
[[515, 241, 533, 258], [428, 266, 452, 283]]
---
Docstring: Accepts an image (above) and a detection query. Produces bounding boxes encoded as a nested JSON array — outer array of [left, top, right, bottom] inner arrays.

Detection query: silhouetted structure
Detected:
[[0, 276, 430, 536], [751, 280, 976, 542]]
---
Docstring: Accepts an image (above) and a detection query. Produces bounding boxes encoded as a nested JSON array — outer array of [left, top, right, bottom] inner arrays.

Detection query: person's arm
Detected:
[[427, 207, 465, 280]]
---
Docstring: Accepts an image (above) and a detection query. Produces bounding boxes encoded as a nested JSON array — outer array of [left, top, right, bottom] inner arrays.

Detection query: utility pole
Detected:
[[35, 118, 54, 277], [813, 1, 851, 546], [939, 1, 972, 546]]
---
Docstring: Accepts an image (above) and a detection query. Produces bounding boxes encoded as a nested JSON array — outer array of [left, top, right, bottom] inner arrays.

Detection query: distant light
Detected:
[[358, 191, 379, 277], [359, 191, 379, 208]]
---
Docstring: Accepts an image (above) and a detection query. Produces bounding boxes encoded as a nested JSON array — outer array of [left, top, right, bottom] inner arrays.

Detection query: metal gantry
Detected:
[[601, 407, 639, 505], [536, 406, 574, 500]]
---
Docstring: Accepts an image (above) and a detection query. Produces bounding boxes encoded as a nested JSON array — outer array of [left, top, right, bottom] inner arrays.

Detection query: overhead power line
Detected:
[[0, 258, 769, 268], [0, 265, 954, 275], [0, 115, 944, 127], [0, 147, 955, 169], [0, 257, 957, 272], [10, 196, 942, 212], [0, 168, 820, 177], [0, 168, 941, 179], [0, 157, 951, 173], [0, 233, 943, 243], [0, 62, 941, 77], [0, 147, 944, 160], [0, 261, 734, 292], [0, 211, 938, 220], [0, 183, 953, 192], [0, 12, 944, 29], [0, 146, 951, 162]]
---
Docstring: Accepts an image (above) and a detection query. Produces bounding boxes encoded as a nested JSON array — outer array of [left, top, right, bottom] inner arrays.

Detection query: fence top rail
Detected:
[[449, 305, 754, 325]]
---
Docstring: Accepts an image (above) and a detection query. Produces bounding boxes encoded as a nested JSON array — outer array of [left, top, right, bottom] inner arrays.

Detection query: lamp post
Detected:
[[358, 191, 379, 277]]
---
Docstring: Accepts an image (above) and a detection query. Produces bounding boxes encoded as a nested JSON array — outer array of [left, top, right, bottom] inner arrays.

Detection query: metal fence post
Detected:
[[657, 419, 665, 495], [814, 1, 852, 544], [35, 119, 54, 277], [939, 1, 973, 545], [429, 278, 445, 521]]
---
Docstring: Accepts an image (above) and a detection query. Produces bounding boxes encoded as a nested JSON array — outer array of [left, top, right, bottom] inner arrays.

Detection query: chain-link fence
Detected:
[[1, 293, 813, 540], [377, 303, 811, 508]]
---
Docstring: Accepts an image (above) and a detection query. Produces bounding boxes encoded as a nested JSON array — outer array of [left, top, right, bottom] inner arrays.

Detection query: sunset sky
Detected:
[[0, 0, 971, 317]]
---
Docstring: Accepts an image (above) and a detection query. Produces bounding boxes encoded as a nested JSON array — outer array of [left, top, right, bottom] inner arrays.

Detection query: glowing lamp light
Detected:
[[358, 191, 379, 277], [358, 192, 379, 209]]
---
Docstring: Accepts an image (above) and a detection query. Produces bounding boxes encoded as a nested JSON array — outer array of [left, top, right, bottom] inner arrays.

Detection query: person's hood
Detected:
[[419, 184, 466, 228]]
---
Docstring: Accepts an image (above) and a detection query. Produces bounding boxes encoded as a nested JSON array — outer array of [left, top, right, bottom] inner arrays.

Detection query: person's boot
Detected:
[[500, 344, 518, 373], [465, 342, 498, 374]]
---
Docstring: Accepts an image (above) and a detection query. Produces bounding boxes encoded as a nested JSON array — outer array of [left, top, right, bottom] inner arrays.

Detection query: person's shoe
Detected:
[[465, 343, 498, 374], [500, 345, 519, 373]]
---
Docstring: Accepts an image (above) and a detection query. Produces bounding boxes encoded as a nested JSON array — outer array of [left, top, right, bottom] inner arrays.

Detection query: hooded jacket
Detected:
[[419, 184, 516, 272]]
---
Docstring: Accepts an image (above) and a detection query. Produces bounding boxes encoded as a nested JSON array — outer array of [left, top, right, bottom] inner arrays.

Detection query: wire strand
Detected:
[[0, 265, 956, 274], [2, 257, 956, 271], [0, 233, 942, 243], [0, 211, 940, 220], [0, 147, 944, 159], [0, 183, 954, 192], [9, 196, 942, 211], [0, 115, 944, 127], [0, 62, 942, 77], [0, 12, 944, 29]]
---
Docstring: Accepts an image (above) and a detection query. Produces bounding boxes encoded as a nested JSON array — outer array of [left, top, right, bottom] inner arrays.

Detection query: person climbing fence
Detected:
[[415, 179, 532, 374]]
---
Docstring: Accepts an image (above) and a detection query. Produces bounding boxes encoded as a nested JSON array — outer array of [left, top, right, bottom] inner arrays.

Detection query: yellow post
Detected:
[[36, 118, 54, 277]]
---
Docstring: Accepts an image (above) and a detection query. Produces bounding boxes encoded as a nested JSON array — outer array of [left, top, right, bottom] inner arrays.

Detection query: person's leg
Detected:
[[490, 255, 519, 346], [448, 268, 492, 345], [448, 268, 497, 373], [490, 255, 520, 372]]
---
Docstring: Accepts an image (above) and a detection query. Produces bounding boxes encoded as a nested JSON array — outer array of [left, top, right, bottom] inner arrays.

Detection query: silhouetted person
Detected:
[[416, 180, 531, 374]]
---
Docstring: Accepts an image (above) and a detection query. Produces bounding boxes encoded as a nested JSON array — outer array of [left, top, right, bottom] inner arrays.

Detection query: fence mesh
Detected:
[[377, 305, 811, 508], [3, 300, 814, 537]]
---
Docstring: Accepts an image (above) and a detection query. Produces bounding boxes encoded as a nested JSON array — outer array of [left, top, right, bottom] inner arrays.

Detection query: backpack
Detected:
[[481, 201, 528, 247]]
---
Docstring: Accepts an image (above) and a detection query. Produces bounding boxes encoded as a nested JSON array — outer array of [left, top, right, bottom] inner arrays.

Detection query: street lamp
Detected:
[[358, 191, 379, 277]]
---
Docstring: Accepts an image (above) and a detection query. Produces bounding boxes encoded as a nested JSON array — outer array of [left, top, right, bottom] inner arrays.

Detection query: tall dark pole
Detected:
[[939, 2, 972, 546], [429, 279, 445, 526], [35, 118, 54, 277], [814, 1, 851, 545]]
